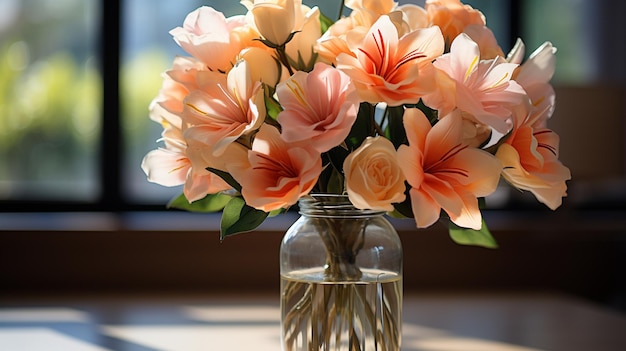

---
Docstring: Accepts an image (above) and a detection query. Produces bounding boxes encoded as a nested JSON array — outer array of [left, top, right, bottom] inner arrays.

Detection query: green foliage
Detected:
[[448, 219, 498, 249], [319, 11, 335, 34], [120, 49, 169, 142], [0, 46, 101, 150], [167, 192, 231, 213], [264, 87, 283, 121], [221, 196, 269, 239], [415, 99, 438, 124], [325, 163, 345, 194], [391, 184, 414, 218], [207, 167, 243, 193], [203, 167, 270, 238], [384, 105, 408, 149], [0, 40, 101, 187], [346, 102, 374, 149]]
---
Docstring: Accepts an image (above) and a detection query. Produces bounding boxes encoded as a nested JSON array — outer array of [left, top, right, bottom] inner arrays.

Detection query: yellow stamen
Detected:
[[232, 86, 244, 109], [533, 96, 545, 107], [490, 72, 510, 88], [464, 55, 479, 82], [286, 80, 308, 107], [185, 102, 207, 115], [168, 162, 186, 174]]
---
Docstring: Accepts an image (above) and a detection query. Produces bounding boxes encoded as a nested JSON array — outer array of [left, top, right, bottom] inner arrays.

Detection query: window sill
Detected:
[[1, 208, 625, 234]]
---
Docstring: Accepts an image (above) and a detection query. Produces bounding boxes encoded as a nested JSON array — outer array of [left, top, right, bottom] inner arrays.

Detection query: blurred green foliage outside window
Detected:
[[0, 0, 100, 201]]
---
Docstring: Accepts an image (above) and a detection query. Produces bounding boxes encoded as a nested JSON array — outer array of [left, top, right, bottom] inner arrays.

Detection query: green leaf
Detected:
[[448, 219, 498, 249], [287, 48, 318, 72], [167, 192, 232, 213], [392, 183, 413, 218], [346, 102, 374, 149], [269, 208, 287, 217], [207, 167, 242, 193], [387, 209, 409, 219], [327, 145, 349, 172], [484, 129, 512, 155], [415, 99, 438, 124], [478, 197, 487, 210], [319, 11, 335, 34], [264, 85, 282, 120], [326, 164, 345, 194], [385, 105, 407, 149], [220, 196, 269, 239]]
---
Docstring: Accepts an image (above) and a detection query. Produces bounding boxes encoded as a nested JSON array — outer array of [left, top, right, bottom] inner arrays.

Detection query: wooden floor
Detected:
[[1, 292, 625, 351]]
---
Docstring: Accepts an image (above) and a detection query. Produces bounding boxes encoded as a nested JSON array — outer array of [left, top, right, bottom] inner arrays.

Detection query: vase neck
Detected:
[[298, 194, 384, 218]]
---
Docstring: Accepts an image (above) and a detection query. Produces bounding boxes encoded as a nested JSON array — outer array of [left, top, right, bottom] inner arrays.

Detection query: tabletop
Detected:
[[1, 292, 625, 351]]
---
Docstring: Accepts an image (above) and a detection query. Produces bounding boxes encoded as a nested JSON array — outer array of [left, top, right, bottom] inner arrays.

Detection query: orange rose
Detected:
[[344, 136, 406, 211]]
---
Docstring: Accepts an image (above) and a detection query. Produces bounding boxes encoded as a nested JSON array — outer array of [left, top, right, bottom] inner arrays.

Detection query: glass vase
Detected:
[[280, 194, 403, 351]]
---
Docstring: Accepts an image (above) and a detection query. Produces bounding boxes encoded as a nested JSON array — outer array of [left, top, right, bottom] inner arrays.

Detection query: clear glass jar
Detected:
[[280, 194, 402, 351]]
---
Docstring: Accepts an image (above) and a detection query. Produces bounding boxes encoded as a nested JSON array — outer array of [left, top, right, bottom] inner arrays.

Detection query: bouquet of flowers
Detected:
[[142, 0, 571, 246]]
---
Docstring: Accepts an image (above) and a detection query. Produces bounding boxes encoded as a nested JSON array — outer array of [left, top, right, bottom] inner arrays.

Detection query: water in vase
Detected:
[[281, 268, 402, 351]]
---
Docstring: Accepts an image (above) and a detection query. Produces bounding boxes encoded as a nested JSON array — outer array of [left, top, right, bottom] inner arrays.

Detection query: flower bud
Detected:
[[239, 47, 281, 87], [244, 0, 296, 47]]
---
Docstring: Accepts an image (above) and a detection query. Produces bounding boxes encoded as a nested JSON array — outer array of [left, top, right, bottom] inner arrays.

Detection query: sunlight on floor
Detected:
[[0, 328, 112, 351], [0, 304, 546, 351], [0, 308, 90, 323]]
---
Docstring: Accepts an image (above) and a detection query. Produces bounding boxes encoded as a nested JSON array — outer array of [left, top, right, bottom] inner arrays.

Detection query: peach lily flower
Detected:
[[143, 55, 232, 202], [508, 40, 558, 127], [496, 105, 571, 210], [227, 124, 322, 212], [397, 108, 502, 230], [182, 59, 266, 157], [314, 16, 364, 65], [425, 0, 485, 45], [424, 33, 527, 134], [336, 15, 444, 106], [141, 120, 230, 203], [345, 0, 396, 14], [463, 24, 504, 60], [149, 56, 206, 129], [276, 62, 360, 153], [398, 4, 430, 31], [169, 6, 247, 73]]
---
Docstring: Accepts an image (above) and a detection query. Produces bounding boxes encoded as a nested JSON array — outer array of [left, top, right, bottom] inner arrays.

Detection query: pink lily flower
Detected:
[[508, 40, 558, 128], [277, 62, 360, 153], [182, 60, 266, 157], [424, 33, 527, 134]]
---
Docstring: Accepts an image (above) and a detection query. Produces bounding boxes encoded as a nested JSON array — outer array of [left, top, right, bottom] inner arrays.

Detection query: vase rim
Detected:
[[298, 194, 385, 217]]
